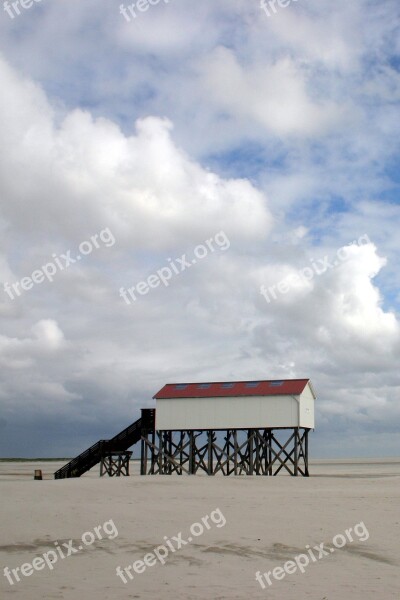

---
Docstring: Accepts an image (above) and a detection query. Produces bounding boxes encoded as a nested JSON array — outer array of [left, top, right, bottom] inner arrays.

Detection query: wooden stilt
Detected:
[[294, 427, 299, 476], [100, 451, 132, 477], [139, 426, 311, 477]]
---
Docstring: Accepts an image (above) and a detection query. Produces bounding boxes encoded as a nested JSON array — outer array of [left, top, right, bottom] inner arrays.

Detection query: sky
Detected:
[[0, 0, 399, 458]]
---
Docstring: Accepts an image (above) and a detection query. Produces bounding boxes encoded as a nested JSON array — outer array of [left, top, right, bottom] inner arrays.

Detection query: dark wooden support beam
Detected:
[[233, 430, 238, 475], [189, 431, 195, 474], [248, 429, 254, 475], [207, 430, 213, 475]]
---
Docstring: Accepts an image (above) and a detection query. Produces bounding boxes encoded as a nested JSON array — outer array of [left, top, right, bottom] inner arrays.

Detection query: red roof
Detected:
[[154, 379, 313, 399]]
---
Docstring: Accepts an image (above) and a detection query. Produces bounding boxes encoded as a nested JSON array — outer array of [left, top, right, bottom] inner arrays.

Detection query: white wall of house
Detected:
[[155, 394, 307, 430], [299, 382, 315, 428]]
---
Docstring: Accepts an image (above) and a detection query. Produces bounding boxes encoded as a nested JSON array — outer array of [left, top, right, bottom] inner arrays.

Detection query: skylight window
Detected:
[[175, 384, 188, 390], [198, 383, 211, 389], [246, 382, 260, 388], [221, 382, 234, 388], [270, 381, 284, 387]]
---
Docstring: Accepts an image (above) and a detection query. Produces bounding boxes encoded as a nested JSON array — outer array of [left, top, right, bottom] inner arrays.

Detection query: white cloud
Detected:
[[200, 47, 347, 137], [0, 56, 271, 252], [31, 319, 65, 349]]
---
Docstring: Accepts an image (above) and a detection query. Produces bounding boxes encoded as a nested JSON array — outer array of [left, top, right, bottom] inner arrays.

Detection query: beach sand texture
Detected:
[[1, 459, 399, 599]]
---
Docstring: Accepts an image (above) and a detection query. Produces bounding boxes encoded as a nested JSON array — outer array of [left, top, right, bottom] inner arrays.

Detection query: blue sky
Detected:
[[0, 0, 399, 458]]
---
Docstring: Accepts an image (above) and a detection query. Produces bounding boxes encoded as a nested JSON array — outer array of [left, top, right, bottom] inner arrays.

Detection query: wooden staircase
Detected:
[[54, 416, 146, 479]]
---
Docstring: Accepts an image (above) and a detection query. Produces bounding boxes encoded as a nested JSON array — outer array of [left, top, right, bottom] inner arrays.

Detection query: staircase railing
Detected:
[[54, 418, 143, 479]]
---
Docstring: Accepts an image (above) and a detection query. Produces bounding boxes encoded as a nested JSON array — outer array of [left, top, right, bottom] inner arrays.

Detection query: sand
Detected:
[[1, 459, 399, 599]]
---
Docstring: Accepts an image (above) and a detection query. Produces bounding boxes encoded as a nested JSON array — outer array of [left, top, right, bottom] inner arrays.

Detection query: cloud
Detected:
[[200, 47, 348, 137], [252, 240, 400, 434], [31, 319, 65, 348], [0, 55, 271, 254]]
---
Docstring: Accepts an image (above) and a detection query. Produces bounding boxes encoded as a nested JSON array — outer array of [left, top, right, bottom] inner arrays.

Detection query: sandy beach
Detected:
[[1, 459, 399, 599]]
